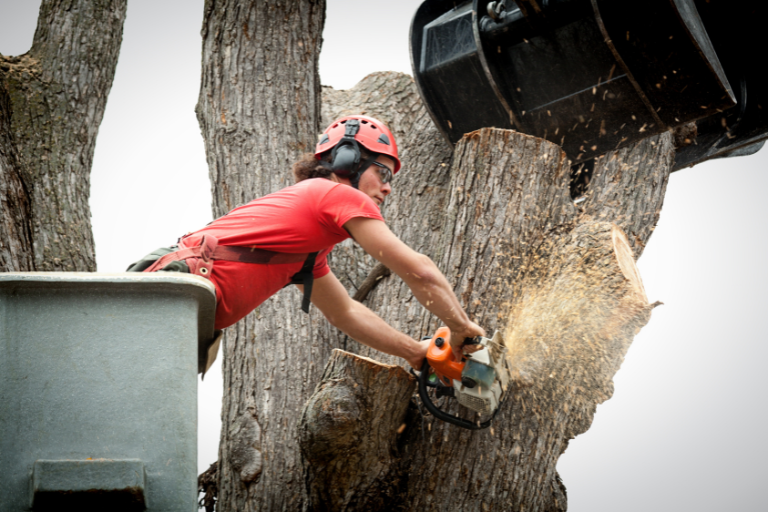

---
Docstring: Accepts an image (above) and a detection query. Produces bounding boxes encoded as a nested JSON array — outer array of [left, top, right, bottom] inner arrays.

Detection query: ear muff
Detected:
[[329, 140, 361, 177], [321, 119, 368, 188]]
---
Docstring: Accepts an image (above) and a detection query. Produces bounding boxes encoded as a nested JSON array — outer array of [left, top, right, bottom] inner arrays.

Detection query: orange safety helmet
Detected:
[[315, 115, 401, 187]]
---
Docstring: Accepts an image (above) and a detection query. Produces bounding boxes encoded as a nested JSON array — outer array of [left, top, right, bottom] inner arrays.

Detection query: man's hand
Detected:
[[406, 336, 431, 370], [449, 321, 486, 360]]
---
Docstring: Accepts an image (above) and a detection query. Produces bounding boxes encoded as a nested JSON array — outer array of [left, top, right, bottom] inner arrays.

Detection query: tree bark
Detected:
[[580, 135, 673, 257], [0, 0, 126, 272], [196, 1, 326, 510], [0, 87, 33, 271]]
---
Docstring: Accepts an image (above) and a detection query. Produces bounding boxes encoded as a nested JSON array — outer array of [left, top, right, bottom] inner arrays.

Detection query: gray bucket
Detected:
[[0, 273, 216, 511]]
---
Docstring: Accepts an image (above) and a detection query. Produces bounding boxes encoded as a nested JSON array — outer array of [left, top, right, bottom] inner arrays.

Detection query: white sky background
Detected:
[[2, 1, 767, 510]]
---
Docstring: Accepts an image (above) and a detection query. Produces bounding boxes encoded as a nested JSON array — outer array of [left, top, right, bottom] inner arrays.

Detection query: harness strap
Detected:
[[144, 235, 318, 313], [287, 251, 319, 313], [145, 235, 309, 274]]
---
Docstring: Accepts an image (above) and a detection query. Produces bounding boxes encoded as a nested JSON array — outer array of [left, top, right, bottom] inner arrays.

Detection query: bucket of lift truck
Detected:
[[0, 273, 216, 511], [411, 0, 767, 169]]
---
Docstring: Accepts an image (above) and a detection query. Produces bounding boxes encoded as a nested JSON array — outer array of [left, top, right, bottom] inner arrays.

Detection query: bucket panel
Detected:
[[596, 0, 735, 126], [412, 0, 514, 143], [0, 274, 215, 512]]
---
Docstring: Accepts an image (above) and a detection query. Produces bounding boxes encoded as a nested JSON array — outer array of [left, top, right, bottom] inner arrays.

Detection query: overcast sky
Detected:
[[2, 1, 766, 510]]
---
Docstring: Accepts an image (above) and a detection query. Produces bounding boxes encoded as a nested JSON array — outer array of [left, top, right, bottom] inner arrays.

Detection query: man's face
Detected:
[[358, 155, 395, 207]]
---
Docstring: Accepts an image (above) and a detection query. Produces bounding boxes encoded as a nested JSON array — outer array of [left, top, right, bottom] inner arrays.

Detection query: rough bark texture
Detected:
[[579, 136, 673, 257], [0, 0, 126, 272], [196, 1, 326, 510], [298, 350, 416, 511], [0, 88, 32, 271]]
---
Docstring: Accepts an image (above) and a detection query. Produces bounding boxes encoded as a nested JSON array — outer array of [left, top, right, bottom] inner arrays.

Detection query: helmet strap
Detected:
[[352, 154, 380, 189]]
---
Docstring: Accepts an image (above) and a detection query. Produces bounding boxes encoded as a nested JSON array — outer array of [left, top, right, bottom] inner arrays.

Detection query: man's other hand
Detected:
[[449, 321, 486, 360]]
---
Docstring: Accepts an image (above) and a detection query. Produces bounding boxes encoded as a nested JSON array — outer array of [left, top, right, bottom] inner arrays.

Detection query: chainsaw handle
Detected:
[[463, 336, 482, 346]]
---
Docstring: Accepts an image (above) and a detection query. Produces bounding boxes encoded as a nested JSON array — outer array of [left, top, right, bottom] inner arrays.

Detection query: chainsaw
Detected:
[[417, 326, 511, 430]]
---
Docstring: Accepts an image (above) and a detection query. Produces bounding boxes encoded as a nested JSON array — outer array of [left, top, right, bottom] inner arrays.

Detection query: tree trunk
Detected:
[[204, 11, 674, 500], [196, 1, 326, 510], [0, 0, 126, 273], [299, 75, 674, 511], [300, 219, 655, 512]]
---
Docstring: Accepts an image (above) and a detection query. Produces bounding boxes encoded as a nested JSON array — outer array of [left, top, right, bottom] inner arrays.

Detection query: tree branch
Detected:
[[351, 262, 391, 303], [1, 0, 127, 271]]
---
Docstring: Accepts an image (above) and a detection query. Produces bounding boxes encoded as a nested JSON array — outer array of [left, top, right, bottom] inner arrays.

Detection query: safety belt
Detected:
[[129, 236, 319, 313], [286, 251, 319, 313]]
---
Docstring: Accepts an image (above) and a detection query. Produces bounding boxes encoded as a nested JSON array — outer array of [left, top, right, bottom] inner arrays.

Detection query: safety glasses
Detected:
[[370, 161, 393, 184]]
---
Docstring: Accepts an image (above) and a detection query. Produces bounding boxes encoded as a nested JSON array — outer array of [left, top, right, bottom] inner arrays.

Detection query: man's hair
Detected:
[[292, 147, 373, 183]]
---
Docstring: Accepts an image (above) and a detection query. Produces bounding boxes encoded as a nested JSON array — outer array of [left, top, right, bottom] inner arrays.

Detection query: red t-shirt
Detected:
[[183, 178, 384, 329]]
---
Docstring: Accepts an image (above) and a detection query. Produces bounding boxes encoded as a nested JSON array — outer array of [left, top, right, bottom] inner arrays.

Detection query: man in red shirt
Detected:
[[129, 115, 484, 372]]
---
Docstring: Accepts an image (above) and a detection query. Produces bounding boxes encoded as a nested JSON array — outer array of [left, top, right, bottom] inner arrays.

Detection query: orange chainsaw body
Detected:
[[425, 326, 464, 385]]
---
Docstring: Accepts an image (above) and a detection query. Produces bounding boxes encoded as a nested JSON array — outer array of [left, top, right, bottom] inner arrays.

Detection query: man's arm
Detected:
[[344, 217, 484, 357], [298, 272, 429, 369]]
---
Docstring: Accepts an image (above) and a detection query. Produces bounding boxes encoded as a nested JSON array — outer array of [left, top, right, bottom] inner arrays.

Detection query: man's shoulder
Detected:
[[295, 177, 337, 190], [280, 177, 334, 198], [294, 178, 369, 203], [249, 178, 339, 204]]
